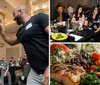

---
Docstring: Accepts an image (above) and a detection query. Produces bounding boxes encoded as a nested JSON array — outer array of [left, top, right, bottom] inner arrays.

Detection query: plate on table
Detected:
[[52, 33, 68, 41]]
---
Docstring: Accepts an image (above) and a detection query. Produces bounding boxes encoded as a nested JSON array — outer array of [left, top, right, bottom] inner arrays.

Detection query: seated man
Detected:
[[0, 56, 12, 85]]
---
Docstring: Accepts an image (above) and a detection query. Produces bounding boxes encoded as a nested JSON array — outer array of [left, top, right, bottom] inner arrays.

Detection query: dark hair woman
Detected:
[[54, 3, 69, 22], [84, 6, 100, 31], [84, 6, 100, 41], [71, 5, 85, 25]]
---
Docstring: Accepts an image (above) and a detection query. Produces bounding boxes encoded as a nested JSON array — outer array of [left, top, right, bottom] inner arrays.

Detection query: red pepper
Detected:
[[89, 65, 95, 74], [92, 52, 100, 60], [50, 44, 69, 54], [95, 60, 100, 66], [50, 44, 57, 52], [96, 72, 100, 77]]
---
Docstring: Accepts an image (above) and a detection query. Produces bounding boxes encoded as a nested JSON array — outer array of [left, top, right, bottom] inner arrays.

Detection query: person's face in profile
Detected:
[[57, 6, 63, 13], [93, 7, 98, 15], [2, 58, 5, 61], [11, 58, 14, 61], [78, 7, 82, 13], [13, 10, 23, 25]]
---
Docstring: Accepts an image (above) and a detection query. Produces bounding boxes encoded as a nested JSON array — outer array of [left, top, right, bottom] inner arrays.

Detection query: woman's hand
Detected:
[[95, 27, 100, 33]]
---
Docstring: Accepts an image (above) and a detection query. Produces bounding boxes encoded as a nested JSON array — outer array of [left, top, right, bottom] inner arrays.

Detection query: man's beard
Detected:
[[15, 15, 23, 25]]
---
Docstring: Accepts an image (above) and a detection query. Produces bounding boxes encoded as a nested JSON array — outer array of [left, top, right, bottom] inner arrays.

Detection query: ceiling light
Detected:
[[42, 4, 47, 9], [34, 7, 39, 11], [30, 1, 33, 5]]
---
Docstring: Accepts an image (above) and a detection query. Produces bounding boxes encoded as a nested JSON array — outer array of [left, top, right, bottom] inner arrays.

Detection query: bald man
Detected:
[[0, 5, 49, 85]]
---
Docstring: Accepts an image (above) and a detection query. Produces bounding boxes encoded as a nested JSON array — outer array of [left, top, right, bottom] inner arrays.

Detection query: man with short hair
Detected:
[[0, 56, 12, 85], [0, 5, 49, 85]]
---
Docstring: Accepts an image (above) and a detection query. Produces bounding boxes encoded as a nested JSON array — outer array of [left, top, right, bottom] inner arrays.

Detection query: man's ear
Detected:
[[19, 9, 23, 15]]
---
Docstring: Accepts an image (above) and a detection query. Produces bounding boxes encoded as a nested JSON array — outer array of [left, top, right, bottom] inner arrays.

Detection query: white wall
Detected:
[[0, 33, 25, 62]]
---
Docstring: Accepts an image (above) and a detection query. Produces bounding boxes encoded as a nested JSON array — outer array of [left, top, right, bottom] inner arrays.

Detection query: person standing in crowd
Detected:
[[0, 56, 12, 85], [0, 5, 49, 85], [84, 6, 100, 41], [71, 5, 85, 30], [67, 4, 74, 17], [54, 3, 69, 22]]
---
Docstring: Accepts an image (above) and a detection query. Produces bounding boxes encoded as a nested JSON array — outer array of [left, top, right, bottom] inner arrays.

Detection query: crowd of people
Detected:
[[0, 54, 30, 85], [52, 3, 100, 41]]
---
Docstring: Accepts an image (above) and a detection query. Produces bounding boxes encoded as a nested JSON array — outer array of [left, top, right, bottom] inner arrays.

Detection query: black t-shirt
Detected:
[[62, 12, 70, 21], [16, 13, 49, 74], [54, 12, 69, 21]]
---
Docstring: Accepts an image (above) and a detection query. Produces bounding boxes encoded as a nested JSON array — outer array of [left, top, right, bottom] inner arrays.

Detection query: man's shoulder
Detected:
[[33, 13, 48, 19], [30, 13, 48, 23], [35, 12, 48, 16]]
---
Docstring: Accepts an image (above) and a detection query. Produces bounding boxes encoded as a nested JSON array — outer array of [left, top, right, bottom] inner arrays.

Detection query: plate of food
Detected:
[[51, 33, 68, 41], [50, 44, 100, 85]]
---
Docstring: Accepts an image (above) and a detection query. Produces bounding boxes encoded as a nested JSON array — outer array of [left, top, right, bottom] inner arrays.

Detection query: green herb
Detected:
[[80, 73, 100, 85], [50, 79, 62, 85]]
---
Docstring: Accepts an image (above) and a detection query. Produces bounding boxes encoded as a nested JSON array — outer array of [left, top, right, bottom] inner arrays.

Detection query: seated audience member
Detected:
[[83, 5, 91, 19], [71, 5, 85, 30], [9, 57, 16, 84], [0, 56, 12, 85], [19, 54, 31, 84], [54, 3, 69, 22], [67, 4, 74, 17], [84, 6, 100, 41], [18, 57, 23, 66], [97, 5, 100, 15], [9, 57, 16, 67]]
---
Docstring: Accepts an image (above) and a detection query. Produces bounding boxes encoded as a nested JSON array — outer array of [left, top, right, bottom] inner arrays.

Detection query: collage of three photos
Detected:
[[0, 0, 100, 85]]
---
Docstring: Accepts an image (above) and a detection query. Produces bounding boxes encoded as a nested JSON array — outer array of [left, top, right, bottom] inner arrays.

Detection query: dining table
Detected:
[[50, 26, 96, 42]]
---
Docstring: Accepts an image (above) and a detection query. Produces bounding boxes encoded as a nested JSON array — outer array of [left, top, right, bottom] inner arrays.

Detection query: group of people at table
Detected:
[[51, 3, 100, 42]]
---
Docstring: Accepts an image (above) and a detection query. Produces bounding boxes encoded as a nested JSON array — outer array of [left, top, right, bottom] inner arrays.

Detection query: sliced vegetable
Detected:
[[92, 52, 100, 60], [50, 44, 69, 54], [89, 65, 95, 74], [96, 72, 100, 77], [95, 60, 100, 66]]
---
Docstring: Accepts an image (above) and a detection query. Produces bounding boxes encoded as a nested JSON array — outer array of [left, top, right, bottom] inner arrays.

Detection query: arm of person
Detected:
[[4, 62, 9, 77], [84, 20, 88, 26], [71, 14, 79, 24], [0, 25, 20, 46], [42, 66, 49, 85], [79, 14, 85, 24], [44, 26, 49, 34], [0, 66, 5, 70], [4, 66, 9, 77], [95, 27, 100, 33], [38, 13, 49, 34]]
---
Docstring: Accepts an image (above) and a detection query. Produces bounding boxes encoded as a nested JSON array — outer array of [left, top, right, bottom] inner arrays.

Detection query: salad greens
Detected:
[[50, 79, 62, 85], [80, 73, 100, 85]]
